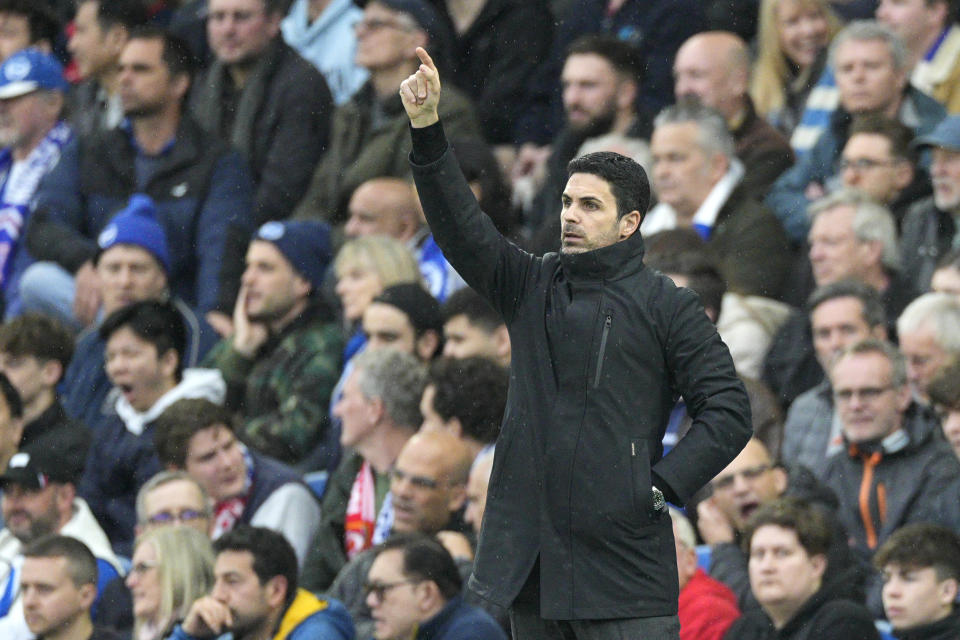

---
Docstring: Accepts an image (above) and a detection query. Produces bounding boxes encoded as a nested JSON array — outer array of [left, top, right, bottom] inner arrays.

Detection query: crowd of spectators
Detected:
[[0, 0, 956, 638]]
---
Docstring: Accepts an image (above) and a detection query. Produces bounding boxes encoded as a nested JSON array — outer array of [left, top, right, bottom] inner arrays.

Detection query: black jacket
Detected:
[[19, 400, 90, 479], [722, 573, 879, 640], [894, 610, 960, 640], [900, 196, 956, 293], [410, 121, 752, 619]]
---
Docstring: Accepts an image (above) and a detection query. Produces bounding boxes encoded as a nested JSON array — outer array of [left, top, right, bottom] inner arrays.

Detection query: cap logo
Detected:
[[98, 223, 119, 248], [9, 452, 29, 468], [258, 221, 285, 241], [4, 58, 30, 82]]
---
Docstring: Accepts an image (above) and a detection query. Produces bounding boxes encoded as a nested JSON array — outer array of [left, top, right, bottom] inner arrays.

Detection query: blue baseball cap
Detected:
[[914, 116, 960, 153], [0, 48, 68, 100]]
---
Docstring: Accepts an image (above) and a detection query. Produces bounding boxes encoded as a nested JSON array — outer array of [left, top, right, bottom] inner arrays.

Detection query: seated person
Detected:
[[363, 283, 443, 363], [930, 248, 960, 296], [723, 497, 879, 639], [440, 287, 510, 367], [875, 523, 960, 638], [152, 398, 320, 567], [79, 300, 225, 555], [929, 360, 960, 460]]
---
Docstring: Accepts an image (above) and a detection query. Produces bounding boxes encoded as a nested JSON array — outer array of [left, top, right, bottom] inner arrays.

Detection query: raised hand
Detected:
[[231, 284, 268, 358], [399, 47, 441, 128]]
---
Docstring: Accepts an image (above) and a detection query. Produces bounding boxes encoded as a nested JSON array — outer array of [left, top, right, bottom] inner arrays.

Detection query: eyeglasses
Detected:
[[838, 157, 899, 171], [363, 579, 421, 604], [353, 18, 416, 33], [390, 468, 440, 490], [834, 386, 894, 403], [712, 464, 771, 491], [146, 508, 208, 526], [130, 561, 158, 576]]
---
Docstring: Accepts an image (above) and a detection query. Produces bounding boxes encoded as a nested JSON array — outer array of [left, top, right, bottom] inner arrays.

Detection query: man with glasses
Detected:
[[823, 339, 960, 556], [365, 532, 506, 640], [171, 525, 353, 640], [696, 437, 869, 609]]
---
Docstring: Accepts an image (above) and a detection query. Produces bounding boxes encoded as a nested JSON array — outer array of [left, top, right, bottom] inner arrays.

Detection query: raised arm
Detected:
[[399, 47, 441, 129]]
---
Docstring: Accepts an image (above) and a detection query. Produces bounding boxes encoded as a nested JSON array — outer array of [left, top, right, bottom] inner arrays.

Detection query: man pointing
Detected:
[[400, 49, 751, 639]]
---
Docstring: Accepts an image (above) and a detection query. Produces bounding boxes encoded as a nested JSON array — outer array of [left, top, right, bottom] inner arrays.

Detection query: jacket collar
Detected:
[[558, 225, 647, 281], [20, 400, 68, 448], [894, 609, 960, 640], [416, 595, 464, 639]]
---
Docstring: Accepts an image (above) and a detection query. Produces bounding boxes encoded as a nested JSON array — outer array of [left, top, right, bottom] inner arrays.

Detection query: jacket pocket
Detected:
[[593, 311, 613, 388], [630, 439, 653, 519]]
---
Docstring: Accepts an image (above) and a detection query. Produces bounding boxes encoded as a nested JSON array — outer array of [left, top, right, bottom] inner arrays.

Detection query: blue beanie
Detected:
[[97, 194, 170, 273], [254, 220, 332, 292]]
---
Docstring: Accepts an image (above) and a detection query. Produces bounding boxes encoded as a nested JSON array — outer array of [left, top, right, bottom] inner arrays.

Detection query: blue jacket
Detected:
[[25, 116, 254, 313], [416, 596, 507, 640], [766, 87, 945, 244]]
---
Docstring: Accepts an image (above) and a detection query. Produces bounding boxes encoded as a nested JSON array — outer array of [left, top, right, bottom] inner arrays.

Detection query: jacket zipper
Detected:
[[593, 313, 612, 388]]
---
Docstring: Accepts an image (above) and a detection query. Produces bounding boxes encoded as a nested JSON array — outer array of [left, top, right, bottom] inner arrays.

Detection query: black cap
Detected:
[[0, 448, 82, 490]]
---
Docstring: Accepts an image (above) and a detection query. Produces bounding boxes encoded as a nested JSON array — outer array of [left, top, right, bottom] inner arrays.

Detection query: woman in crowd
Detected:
[[752, 0, 841, 136], [126, 527, 215, 640]]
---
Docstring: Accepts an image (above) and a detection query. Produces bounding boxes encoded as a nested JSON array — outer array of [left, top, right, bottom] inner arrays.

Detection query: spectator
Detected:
[[0, 314, 89, 464], [696, 438, 868, 611], [192, 0, 333, 226], [823, 339, 960, 555], [464, 448, 493, 534], [203, 220, 342, 468], [930, 249, 960, 296], [751, 0, 840, 137], [877, 0, 960, 112], [440, 287, 510, 367], [24, 27, 254, 327], [767, 20, 946, 245], [723, 498, 879, 639], [79, 301, 225, 555], [429, 0, 551, 146], [365, 532, 506, 640], [875, 523, 960, 638], [0, 1, 60, 61], [840, 114, 929, 229], [152, 398, 321, 568], [66, 0, 149, 136], [330, 430, 474, 639], [929, 360, 960, 459], [0, 49, 71, 315], [782, 281, 888, 474], [362, 283, 443, 363], [127, 527, 214, 640], [902, 115, 960, 292], [524, 35, 649, 255], [669, 508, 739, 640], [345, 178, 465, 302], [420, 356, 506, 462], [172, 526, 354, 640], [645, 102, 793, 299], [60, 196, 219, 431], [673, 31, 795, 197], [293, 0, 480, 222], [0, 449, 123, 640], [281, 0, 367, 105], [20, 535, 118, 640], [896, 292, 960, 405], [301, 349, 425, 592], [0, 371, 20, 475]]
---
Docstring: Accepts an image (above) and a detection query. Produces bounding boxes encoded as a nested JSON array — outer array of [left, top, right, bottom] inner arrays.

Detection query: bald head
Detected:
[[673, 31, 750, 121], [345, 177, 423, 241], [391, 430, 472, 533]]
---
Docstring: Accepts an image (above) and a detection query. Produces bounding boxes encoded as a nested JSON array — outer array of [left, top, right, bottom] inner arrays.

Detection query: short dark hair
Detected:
[[440, 287, 502, 334], [742, 497, 833, 558], [807, 279, 886, 328], [875, 523, 960, 582], [0, 371, 22, 419], [647, 246, 726, 320], [128, 25, 197, 80], [0, 0, 60, 45], [214, 526, 298, 609], [0, 313, 74, 379], [567, 151, 651, 221], [99, 300, 186, 379], [22, 535, 98, 588], [849, 113, 916, 164], [153, 398, 235, 468], [375, 532, 462, 600], [427, 357, 507, 444], [83, 0, 149, 32], [566, 34, 643, 82]]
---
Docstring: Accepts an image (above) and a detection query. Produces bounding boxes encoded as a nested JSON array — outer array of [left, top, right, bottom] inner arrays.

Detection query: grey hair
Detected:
[[834, 338, 908, 387], [136, 470, 211, 524], [808, 188, 900, 271], [668, 506, 697, 550], [352, 348, 426, 428], [829, 20, 909, 71], [897, 293, 960, 355], [653, 101, 735, 160]]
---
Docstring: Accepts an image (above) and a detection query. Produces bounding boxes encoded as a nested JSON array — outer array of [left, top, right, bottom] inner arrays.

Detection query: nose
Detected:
[[731, 472, 751, 495], [126, 571, 138, 588]]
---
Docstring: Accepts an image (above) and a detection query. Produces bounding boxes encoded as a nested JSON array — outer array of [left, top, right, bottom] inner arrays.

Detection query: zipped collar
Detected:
[[558, 227, 646, 281]]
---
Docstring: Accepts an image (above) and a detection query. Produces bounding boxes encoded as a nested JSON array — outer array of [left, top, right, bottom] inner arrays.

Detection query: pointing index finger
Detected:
[[415, 47, 436, 71]]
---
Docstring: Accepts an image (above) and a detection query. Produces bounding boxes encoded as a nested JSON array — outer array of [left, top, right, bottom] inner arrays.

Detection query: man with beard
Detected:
[[203, 220, 343, 470], [527, 34, 649, 254]]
